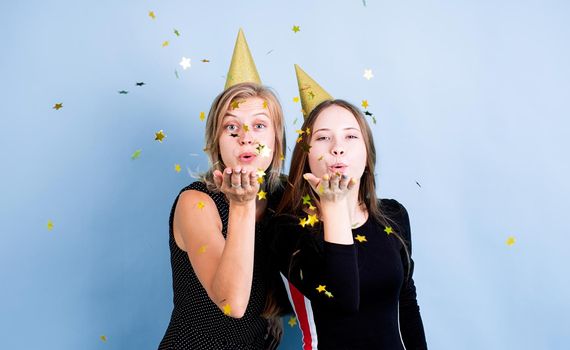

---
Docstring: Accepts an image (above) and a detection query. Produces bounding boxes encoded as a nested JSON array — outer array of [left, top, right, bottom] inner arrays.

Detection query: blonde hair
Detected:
[[201, 82, 286, 194]]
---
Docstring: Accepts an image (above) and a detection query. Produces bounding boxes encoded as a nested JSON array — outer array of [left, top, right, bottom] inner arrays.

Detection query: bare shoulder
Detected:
[[173, 189, 223, 251]]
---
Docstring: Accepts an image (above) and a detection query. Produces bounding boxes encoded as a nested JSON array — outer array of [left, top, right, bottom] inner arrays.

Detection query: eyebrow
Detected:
[[224, 112, 270, 119], [314, 127, 361, 133]]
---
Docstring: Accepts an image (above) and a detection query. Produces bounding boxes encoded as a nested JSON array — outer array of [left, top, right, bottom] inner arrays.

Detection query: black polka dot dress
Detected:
[[158, 181, 271, 349]]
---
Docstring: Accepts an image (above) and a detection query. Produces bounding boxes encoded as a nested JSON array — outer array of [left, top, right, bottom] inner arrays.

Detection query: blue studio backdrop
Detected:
[[1, 0, 569, 349]]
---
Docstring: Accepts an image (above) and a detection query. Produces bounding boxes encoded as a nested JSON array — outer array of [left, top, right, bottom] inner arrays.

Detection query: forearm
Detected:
[[211, 201, 256, 316], [321, 200, 353, 244]]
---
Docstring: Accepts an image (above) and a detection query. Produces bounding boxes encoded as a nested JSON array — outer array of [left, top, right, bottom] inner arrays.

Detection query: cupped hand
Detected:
[[213, 167, 260, 203]]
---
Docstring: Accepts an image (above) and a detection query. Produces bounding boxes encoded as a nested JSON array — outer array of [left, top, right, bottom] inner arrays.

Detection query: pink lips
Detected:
[[238, 152, 257, 164], [329, 163, 348, 173]]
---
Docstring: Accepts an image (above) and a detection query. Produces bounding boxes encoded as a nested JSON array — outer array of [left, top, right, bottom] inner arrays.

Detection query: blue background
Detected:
[[1, 0, 569, 349]]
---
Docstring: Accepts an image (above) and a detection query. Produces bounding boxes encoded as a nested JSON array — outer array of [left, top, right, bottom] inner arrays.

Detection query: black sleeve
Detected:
[[268, 214, 360, 313], [393, 201, 428, 349]]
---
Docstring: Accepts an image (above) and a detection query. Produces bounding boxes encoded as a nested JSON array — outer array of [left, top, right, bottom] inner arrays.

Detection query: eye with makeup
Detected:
[[224, 123, 239, 132], [253, 122, 267, 130]]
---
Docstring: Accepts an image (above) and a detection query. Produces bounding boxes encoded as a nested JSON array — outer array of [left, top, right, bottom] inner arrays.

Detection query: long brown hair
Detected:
[[201, 82, 286, 194], [277, 99, 412, 281]]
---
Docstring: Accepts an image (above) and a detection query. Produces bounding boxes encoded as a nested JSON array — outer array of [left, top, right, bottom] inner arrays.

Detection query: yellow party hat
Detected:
[[294, 64, 333, 117], [225, 29, 261, 89]]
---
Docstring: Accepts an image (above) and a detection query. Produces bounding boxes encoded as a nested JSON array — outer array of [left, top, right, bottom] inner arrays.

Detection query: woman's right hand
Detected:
[[302, 172, 357, 203], [213, 167, 259, 204]]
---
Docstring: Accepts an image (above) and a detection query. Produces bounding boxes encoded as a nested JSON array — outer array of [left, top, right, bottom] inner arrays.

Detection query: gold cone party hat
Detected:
[[225, 29, 261, 89], [294, 64, 333, 117]]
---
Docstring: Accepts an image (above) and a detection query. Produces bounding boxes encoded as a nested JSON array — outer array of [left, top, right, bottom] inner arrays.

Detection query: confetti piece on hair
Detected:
[[197, 201, 205, 209], [155, 130, 166, 142], [243, 124, 249, 132], [47, 220, 54, 231], [292, 25, 300, 33], [300, 143, 312, 153], [293, 97, 300, 103], [53, 103, 63, 110], [136, 82, 146, 86], [296, 136, 303, 143], [305, 127, 311, 135], [299, 217, 308, 228], [173, 29, 180, 36], [118, 90, 128, 94], [257, 190, 267, 200], [280, 154, 285, 161], [100, 335, 107, 342], [200, 59, 210, 63], [255, 143, 272, 158], [174, 164, 181, 173], [199, 111, 205, 121], [364, 110, 377, 124], [302, 194, 312, 206], [222, 303, 232, 315], [506, 236, 516, 246], [363, 69, 374, 80], [355, 235, 367, 243], [180, 57, 191, 70], [131, 149, 142, 160], [162, 41, 169, 47], [198, 245, 207, 254], [384, 226, 393, 235], [307, 214, 319, 227], [288, 316, 297, 327], [361, 100, 369, 109], [316, 285, 326, 293], [148, 11, 156, 19], [296, 129, 305, 136]]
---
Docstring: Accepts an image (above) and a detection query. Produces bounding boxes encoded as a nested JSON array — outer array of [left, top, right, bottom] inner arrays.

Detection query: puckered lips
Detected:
[[328, 162, 348, 174], [238, 151, 257, 164]]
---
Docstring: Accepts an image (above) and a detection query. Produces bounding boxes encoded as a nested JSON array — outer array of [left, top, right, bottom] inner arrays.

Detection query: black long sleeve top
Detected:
[[268, 199, 428, 349]]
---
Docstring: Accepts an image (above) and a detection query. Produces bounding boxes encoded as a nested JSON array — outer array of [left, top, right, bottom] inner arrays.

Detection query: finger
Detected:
[[346, 177, 358, 191], [222, 167, 233, 189], [249, 171, 259, 191], [330, 172, 340, 190], [231, 167, 242, 189], [240, 168, 251, 190], [339, 174, 349, 190], [213, 170, 223, 188], [321, 173, 330, 192], [303, 173, 320, 191]]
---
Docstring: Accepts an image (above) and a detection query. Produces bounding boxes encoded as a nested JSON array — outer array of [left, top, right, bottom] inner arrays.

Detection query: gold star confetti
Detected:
[[296, 129, 305, 136], [162, 40, 169, 47], [300, 143, 312, 154], [355, 235, 367, 243], [299, 217, 308, 228], [308, 204, 316, 211], [307, 214, 319, 227], [363, 69, 374, 80], [292, 25, 300, 33], [325, 291, 334, 298], [318, 154, 324, 161], [197, 201, 205, 209], [174, 164, 181, 173], [199, 111, 205, 121], [288, 316, 297, 327], [263, 101, 268, 109], [173, 29, 180, 36], [255, 143, 272, 158], [230, 100, 242, 109], [155, 130, 166, 142], [131, 149, 142, 160], [316, 285, 326, 293], [280, 154, 285, 161], [361, 100, 369, 109], [257, 190, 267, 200], [198, 245, 207, 254], [53, 103, 63, 110], [256, 168, 266, 177], [293, 96, 300, 103], [148, 11, 156, 19], [317, 184, 324, 194], [384, 226, 393, 235], [243, 124, 249, 132], [296, 136, 303, 143], [100, 335, 107, 342], [308, 91, 315, 100], [305, 127, 311, 135], [506, 236, 516, 246], [222, 303, 232, 315], [47, 220, 54, 231], [302, 194, 312, 206], [179, 57, 191, 70]]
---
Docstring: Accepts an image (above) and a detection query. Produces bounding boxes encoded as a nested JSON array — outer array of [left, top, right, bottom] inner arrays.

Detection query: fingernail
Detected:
[[226, 169, 232, 174], [303, 174, 309, 180]]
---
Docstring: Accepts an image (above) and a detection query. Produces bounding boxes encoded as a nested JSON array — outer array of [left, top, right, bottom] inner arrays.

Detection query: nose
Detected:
[[239, 131, 253, 145], [331, 146, 344, 156]]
